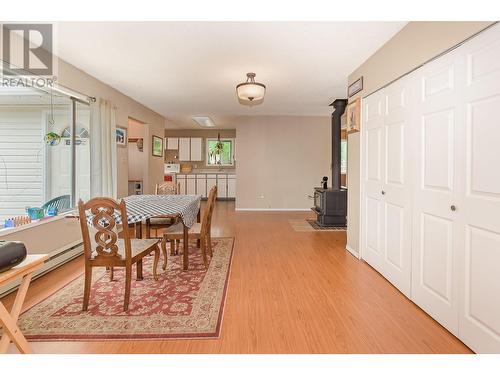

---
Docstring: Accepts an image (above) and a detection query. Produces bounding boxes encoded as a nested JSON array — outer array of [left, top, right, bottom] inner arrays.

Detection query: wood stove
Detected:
[[312, 99, 348, 227], [312, 187, 347, 226]]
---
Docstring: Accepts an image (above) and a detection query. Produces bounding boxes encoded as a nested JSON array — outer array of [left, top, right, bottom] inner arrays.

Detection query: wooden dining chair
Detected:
[[156, 181, 180, 195], [161, 186, 217, 269], [145, 182, 181, 239], [78, 197, 161, 311]]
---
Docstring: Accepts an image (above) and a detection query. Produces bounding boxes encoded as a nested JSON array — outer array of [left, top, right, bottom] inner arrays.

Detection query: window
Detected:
[[206, 138, 234, 166], [0, 86, 90, 225]]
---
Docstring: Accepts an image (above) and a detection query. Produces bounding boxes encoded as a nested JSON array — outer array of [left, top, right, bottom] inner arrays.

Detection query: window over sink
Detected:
[[206, 138, 234, 166]]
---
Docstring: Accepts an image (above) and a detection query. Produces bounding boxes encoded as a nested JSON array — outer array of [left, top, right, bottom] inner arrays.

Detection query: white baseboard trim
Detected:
[[345, 244, 360, 259], [235, 208, 312, 212]]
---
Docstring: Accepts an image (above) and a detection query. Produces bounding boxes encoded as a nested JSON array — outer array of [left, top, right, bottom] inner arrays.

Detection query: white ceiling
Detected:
[[56, 22, 406, 128]]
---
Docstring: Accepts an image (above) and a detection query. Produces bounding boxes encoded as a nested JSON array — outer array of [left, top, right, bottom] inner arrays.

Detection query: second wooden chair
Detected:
[[161, 185, 217, 269], [145, 181, 181, 239]]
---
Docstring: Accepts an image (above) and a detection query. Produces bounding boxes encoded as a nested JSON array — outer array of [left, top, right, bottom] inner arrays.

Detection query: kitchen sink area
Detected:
[[164, 129, 236, 200]]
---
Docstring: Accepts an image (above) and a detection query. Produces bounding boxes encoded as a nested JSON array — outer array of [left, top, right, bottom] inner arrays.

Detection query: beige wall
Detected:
[[164, 129, 236, 171], [346, 21, 495, 254], [235, 116, 330, 210]]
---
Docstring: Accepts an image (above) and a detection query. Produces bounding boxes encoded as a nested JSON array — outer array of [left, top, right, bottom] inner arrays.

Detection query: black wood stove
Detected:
[[312, 99, 348, 227]]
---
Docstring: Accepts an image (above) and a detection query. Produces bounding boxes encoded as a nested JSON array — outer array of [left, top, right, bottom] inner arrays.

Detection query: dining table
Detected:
[[86, 194, 202, 270]]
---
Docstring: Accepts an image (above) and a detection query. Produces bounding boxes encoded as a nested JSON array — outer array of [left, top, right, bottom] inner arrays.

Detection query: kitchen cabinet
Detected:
[[196, 174, 207, 197], [190, 137, 202, 161], [207, 176, 217, 197], [227, 175, 236, 198], [176, 174, 186, 195], [173, 172, 235, 200], [217, 174, 227, 198], [166, 137, 178, 150], [178, 138, 190, 161], [178, 137, 202, 161], [186, 175, 196, 195]]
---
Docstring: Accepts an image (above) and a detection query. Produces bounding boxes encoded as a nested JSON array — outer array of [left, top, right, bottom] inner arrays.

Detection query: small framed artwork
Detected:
[[116, 126, 127, 147], [152, 135, 164, 157], [346, 98, 361, 134], [348, 76, 363, 98]]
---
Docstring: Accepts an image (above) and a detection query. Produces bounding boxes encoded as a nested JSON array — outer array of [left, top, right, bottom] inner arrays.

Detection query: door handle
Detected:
[[450, 205, 457, 212], [381, 190, 386, 195]]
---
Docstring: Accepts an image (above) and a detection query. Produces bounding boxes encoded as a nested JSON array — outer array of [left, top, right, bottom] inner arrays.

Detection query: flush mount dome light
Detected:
[[236, 72, 266, 103]]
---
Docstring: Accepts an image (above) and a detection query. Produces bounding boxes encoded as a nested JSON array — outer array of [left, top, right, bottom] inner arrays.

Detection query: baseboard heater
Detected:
[[0, 241, 83, 298]]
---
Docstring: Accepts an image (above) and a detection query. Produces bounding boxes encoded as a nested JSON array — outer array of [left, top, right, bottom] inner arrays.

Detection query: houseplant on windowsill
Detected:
[[209, 133, 225, 166]]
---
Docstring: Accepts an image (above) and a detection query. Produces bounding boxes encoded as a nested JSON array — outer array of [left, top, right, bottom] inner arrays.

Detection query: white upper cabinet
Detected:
[[178, 138, 191, 161], [166, 137, 179, 150], [178, 137, 202, 161], [190, 137, 203, 161]]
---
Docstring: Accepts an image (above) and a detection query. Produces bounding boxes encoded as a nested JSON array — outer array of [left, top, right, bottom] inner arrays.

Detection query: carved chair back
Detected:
[[78, 197, 132, 263], [155, 182, 180, 195]]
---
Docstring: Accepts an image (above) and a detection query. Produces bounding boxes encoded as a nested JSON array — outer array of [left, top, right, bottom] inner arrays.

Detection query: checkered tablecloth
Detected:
[[86, 195, 201, 228]]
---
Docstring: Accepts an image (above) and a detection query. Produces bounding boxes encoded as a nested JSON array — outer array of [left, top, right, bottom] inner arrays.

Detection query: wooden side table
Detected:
[[0, 254, 48, 354]]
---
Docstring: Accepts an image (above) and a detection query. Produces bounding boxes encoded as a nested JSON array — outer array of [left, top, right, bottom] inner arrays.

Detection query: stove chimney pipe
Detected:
[[330, 99, 347, 190]]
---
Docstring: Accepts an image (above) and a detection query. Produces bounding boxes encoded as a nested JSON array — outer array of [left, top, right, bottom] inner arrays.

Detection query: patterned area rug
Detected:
[[18, 237, 234, 341], [288, 219, 347, 232]]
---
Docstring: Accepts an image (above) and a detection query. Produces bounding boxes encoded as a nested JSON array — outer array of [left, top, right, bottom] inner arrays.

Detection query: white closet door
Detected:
[[456, 25, 500, 353], [362, 79, 413, 297], [411, 49, 462, 334], [362, 91, 386, 274], [380, 77, 413, 297]]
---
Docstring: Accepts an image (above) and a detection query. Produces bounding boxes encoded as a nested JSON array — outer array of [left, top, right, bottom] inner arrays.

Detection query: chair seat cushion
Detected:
[[117, 238, 159, 258], [149, 217, 176, 226], [164, 222, 202, 236]]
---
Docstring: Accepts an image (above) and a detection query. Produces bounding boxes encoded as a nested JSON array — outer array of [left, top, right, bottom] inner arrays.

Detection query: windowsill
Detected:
[[0, 211, 77, 236]]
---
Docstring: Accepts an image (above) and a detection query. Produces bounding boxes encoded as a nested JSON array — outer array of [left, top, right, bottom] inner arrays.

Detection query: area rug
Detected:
[[17, 237, 234, 341], [288, 219, 346, 232]]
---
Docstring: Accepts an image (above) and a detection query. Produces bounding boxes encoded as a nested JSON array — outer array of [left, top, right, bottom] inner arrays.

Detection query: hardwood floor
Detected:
[[1, 201, 472, 353]]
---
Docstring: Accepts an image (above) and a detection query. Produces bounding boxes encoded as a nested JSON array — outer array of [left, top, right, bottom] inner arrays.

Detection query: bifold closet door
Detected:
[[411, 48, 463, 335], [362, 90, 386, 274], [362, 78, 413, 297], [456, 25, 500, 353]]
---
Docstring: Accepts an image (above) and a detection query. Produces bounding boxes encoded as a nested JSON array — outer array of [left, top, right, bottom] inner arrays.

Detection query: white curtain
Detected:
[[90, 98, 117, 198]]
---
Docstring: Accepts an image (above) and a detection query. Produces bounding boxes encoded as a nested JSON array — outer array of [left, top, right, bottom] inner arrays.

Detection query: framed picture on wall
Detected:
[[152, 135, 163, 157], [348, 76, 363, 97], [116, 126, 127, 147], [346, 98, 361, 134]]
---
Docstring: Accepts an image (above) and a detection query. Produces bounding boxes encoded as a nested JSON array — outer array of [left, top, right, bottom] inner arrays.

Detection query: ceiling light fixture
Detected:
[[236, 72, 266, 104], [192, 116, 215, 127]]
